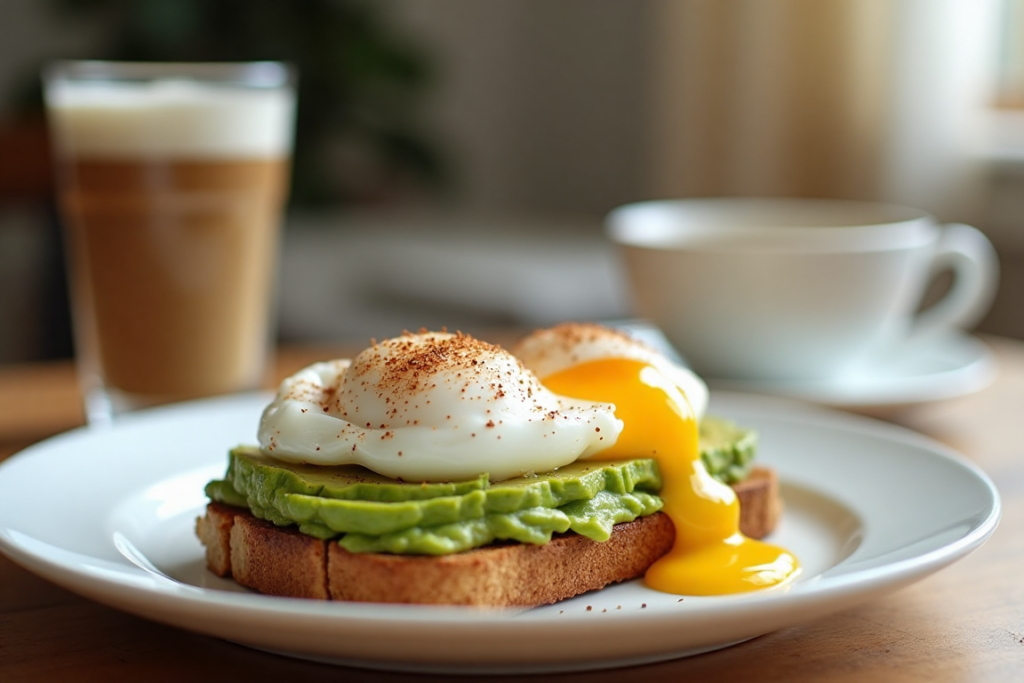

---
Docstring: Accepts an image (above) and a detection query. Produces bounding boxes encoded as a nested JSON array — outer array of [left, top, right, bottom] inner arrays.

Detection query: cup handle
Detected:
[[908, 222, 999, 341]]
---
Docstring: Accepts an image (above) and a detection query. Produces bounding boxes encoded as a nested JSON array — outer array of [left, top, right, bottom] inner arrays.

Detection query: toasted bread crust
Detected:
[[733, 467, 781, 540], [195, 501, 234, 577], [229, 509, 330, 600], [327, 512, 675, 606], [196, 466, 781, 606]]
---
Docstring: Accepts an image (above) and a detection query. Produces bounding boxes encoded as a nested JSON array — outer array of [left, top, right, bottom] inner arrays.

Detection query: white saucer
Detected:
[[707, 333, 996, 414]]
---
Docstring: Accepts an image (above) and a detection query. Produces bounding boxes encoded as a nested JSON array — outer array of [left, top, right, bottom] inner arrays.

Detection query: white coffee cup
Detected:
[[606, 198, 999, 382]]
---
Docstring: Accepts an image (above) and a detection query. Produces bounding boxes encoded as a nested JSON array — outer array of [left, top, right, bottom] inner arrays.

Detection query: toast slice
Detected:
[[734, 466, 782, 539], [196, 466, 781, 607]]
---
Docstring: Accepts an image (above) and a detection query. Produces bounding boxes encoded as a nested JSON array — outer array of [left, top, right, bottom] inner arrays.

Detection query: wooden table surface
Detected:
[[1, 337, 1022, 682]]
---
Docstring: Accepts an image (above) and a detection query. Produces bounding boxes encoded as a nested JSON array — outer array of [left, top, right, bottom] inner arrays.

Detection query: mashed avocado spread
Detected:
[[205, 416, 756, 556]]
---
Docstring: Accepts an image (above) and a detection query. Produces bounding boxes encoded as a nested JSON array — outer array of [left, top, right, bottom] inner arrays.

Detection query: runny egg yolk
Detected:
[[542, 358, 800, 595]]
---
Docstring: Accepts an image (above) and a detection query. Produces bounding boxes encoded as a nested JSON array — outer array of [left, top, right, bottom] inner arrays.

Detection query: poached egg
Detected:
[[513, 323, 799, 595], [258, 330, 621, 482]]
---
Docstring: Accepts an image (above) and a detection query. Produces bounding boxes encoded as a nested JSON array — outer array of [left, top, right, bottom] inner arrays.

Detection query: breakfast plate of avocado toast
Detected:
[[0, 391, 1000, 674]]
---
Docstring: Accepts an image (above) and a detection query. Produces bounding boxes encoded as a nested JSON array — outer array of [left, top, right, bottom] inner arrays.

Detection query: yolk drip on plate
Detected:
[[542, 358, 800, 595]]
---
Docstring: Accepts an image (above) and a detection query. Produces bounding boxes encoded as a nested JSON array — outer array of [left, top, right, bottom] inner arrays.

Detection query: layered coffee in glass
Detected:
[[45, 61, 296, 423]]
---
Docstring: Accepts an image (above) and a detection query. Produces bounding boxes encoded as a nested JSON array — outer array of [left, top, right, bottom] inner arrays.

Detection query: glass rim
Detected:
[[44, 60, 295, 89]]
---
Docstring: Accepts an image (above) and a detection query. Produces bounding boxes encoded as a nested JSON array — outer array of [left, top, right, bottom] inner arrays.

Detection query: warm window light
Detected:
[[987, 0, 1024, 164], [997, 0, 1024, 108]]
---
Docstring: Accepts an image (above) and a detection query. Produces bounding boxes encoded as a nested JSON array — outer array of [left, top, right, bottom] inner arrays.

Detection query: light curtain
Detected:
[[647, 0, 1001, 224]]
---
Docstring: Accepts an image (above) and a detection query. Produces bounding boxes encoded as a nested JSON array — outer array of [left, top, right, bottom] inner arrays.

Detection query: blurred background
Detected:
[[1, 0, 1023, 363]]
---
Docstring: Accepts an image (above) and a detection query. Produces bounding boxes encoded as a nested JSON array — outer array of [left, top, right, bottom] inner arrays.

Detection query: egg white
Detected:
[[258, 331, 622, 482]]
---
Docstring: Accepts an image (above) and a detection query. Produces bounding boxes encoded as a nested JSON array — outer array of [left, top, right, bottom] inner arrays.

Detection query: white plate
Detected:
[[0, 391, 1000, 674], [708, 332, 996, 413]]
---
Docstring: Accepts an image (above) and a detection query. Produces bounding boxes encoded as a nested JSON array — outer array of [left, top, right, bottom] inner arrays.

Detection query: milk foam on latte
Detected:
[[47, 79, 294, 159]]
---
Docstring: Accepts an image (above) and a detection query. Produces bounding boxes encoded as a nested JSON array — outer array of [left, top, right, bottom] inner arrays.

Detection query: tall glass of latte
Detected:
[[44, 62, 295, 424]]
